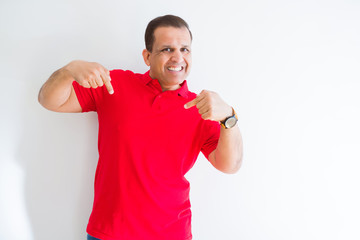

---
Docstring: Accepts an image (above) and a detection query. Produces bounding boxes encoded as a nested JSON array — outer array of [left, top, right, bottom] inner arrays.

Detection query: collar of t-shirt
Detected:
[[141, 70, 189, 98]]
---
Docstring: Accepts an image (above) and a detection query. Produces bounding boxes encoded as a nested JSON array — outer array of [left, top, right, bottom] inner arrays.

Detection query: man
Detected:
[[38, 15, 243, 240]]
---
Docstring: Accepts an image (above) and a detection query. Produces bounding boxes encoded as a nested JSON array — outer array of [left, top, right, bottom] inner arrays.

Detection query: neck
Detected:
[[148, 72, 182, 91], [160, 84, 181, 92]]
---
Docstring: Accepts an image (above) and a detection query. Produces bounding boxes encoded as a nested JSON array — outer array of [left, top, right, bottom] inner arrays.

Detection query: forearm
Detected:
[[38, 67, 74, 111], [212, 125, 243, 174], [184, 90, 243, 173]]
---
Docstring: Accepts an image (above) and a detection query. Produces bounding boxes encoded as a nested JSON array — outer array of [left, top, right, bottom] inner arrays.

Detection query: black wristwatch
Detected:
[[220, 108, 238, 129]]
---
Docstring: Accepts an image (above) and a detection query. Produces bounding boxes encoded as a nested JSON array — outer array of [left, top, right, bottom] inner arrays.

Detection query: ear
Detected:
[[142, 49, 151, 66]]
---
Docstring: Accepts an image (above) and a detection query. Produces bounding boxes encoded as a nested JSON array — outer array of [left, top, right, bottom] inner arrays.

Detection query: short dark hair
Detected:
[[145, 15, 193, 52]]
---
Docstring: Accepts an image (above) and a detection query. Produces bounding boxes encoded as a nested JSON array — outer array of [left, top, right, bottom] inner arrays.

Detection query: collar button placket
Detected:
[[152, 93, 162, 111]]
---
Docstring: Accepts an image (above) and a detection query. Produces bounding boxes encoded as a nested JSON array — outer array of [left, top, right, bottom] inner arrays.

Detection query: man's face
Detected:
[[142, 26, 192, 91]]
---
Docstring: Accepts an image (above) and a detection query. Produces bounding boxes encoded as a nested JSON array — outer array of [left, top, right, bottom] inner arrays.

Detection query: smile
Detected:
[[167, 66, 184, 72]]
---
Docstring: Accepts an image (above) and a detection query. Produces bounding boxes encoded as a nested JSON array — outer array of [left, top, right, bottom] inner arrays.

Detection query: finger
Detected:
[[81, 81, 91, 88], [89, 78, 98, 88], [185, 93, 206, 109], [184, 98, 198, 109], [100, 68, 111, 83], [196, 98, 207, 110], [77, 78, 91, 88], [100, 69, 114, 94], [94, 74, 104, 87], [101, 74, 114, 94], [198, 105, 209, 115], [201, 110, 212, 120]]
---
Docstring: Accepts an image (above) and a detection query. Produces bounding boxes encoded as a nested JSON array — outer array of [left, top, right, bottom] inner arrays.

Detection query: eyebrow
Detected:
[[159, 44, 191, 48]]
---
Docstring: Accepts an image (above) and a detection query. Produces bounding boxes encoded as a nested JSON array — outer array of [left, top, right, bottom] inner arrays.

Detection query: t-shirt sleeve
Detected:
[[201, 120, 220, 160], [72, 69, 132, 113], [72, 81, 97, 112]]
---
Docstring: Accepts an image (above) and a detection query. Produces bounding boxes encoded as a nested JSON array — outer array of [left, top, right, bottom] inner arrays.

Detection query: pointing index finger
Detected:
[[101, 73, 114, 95], [184, 94, 202, 109]]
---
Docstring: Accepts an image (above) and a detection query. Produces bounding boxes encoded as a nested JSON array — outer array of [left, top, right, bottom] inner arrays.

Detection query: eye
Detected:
[[161, 48, 172, 52], [181, 48, 190, 53]]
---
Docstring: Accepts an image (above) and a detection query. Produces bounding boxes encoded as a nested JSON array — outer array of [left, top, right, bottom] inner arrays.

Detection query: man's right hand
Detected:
[[64, 60, 114, 94]]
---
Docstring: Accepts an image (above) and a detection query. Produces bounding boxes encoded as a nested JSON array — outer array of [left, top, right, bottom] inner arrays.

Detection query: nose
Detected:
[[170, 49, 183, 63]]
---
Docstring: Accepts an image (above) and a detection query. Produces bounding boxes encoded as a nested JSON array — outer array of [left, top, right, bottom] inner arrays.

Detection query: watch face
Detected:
[[225, 117, 237, 128]]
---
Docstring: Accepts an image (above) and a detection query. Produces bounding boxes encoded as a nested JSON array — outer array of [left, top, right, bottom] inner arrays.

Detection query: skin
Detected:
[[142, 27, 192, 91], [185, 91, 243, 173], [38, 26, 243, 174], [38, 60, 112, 112]]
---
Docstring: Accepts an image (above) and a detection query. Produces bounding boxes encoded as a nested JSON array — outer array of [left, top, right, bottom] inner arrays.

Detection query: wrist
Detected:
[[58, 68, 75, 84], [63, 60, 76, 74], [220, 107, 238, 129], [62, 62, 79, 81], [223, 105, 233, 121]]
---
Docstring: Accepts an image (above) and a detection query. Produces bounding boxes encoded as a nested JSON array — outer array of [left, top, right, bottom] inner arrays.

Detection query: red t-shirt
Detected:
[[73, 70, 220, 240]]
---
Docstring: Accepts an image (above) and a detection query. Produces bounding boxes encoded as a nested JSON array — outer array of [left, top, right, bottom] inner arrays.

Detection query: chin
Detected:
[[169, 78, 185, 85]]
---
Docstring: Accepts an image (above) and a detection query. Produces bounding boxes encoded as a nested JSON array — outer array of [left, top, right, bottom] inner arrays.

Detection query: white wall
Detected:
[[1, 0, 359, 239]]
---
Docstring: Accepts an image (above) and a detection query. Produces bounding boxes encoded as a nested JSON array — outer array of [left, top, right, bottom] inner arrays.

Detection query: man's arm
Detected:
[[38, 60, 114, 113], [184, 90, 243, 174], [208, 124, 243, 174]]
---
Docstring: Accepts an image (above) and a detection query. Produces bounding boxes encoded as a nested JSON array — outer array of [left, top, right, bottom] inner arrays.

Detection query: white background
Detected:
[[1, 0, 359, 239]]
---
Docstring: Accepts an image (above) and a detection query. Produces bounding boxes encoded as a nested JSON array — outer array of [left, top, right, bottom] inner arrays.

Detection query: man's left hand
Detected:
[[184, 90, 232, 122]]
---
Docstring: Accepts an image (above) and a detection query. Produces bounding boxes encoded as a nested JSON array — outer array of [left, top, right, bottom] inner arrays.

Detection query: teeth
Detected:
[[168, 66, 183, 71]]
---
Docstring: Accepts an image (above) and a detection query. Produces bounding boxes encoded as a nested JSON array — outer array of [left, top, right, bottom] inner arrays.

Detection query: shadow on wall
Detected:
[[16, 80, 99, 240]]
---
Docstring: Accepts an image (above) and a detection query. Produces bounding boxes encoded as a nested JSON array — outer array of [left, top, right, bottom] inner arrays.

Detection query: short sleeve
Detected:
[[73, 81, 100, 112], [72, 69, 133, 113], [201, 120, 220, 160]]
